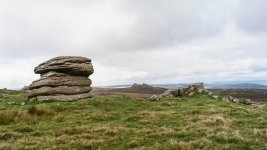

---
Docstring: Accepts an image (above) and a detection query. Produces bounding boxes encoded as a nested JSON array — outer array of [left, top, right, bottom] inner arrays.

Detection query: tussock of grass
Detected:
[[201, 114, 231, 126], [58, 124, 127, 137], [147, 126, 180, 138], [92, 124, 127, 136], [58, 126, 89, 135], [28, 104, 54, 116], [14, 127, 34, 133], [126, 111, 173, 123], [0, 132, 19, 140], [0, 110, 37, 125], [253, 128, 267, 138], [0, 104, 64, 125], [168, 138, 212, 150], [85, 112, 117, 121]]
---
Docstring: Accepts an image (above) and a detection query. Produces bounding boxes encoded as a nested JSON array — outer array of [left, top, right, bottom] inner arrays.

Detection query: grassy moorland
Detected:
[[0, 89, 266, 150]]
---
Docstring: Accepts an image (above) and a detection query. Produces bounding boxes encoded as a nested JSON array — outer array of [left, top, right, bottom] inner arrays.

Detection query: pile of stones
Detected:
[[150, 83, 252, 105], [28, 56, 94, 101], [150, 83, 205, 101], [222, 96, 252, 105]]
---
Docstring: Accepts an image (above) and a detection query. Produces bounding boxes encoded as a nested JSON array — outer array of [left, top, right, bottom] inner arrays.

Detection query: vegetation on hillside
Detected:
[[0, 90, 266, 149], [210, 89, 267, 102]]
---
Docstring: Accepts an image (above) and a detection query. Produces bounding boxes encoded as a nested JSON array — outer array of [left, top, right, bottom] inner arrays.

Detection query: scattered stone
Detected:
[[188, 92, 195, 96], [233, 98, 240, 103], [150, 95, 161, 101], [197, 89, 204, 94], [212, 95, 219, 99], [189, 87, 195, 91], [170, 89, 182, 97], [222, 97, 230, 102], [245, 99, 252, 105], [239, 99, 252, 105], [161, 89, 172, 97], [208, 92, 213, 96], [21, 102, 26, 106], [27, 56, 94, 101], [7, 102, 15, 105]]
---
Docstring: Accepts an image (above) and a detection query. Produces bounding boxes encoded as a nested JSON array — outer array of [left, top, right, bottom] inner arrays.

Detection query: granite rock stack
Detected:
[[28, 56, 94, 101]]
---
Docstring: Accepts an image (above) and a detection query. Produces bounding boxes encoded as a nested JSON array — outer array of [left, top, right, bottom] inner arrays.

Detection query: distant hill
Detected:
[[99, 82, 267, 89], [153, 83, 267, 89]]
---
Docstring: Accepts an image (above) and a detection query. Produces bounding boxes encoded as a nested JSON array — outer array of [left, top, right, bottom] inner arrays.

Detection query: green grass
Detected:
[[0, 90, 266, 149]]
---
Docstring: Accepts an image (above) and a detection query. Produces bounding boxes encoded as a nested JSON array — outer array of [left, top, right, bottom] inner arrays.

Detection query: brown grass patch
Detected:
[[58, 126, 89, 135], [0, 105, 64, 125], [148, 127, 180, 138], [253, 128, 267, 138], [200, 114, 231, 127], [92, 124, 128, 136], [0, 110, 37, 124], [168, 138, 212, 150], [0, 132, 19, 140], [58, 124, 127, 137], [27, 104, 54, 116], [85, 112, 117, 121], [126, 111, 173, 123]]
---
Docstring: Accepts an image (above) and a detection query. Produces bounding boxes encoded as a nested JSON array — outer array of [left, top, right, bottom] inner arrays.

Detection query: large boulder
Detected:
[[34, 56, 94, 77], [28, 56, 94, 101], [29, 73, 92, 89], [33, 93, 92, 101], [28, 86, 92, 98]]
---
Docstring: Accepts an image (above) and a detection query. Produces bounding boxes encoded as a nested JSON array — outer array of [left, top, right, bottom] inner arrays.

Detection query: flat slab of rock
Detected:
[[29, 74, 92, 89], [34, 56, 94, 77], [28, 86, 92, 98], [32, 93, 92, 101]]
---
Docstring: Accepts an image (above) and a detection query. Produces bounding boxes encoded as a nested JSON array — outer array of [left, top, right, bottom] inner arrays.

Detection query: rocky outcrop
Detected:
[[222, 96, 252, 105], [34, 56, 94, 76], [28, 56, 94, 101], [150, 82, 252, 105], [150, 83, 204, 101], [21, 86, 30, 92]]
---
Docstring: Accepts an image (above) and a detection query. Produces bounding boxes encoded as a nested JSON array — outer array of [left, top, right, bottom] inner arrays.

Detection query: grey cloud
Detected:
[[236, 0, 267, 34], [0, 0, 235, 58], [0, 0, 267, 88], [101, 0, 236, 51]]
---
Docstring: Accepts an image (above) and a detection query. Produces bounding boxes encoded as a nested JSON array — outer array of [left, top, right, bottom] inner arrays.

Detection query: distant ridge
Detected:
[[206, 83, 267, 89], [99, 83, 267, 89]]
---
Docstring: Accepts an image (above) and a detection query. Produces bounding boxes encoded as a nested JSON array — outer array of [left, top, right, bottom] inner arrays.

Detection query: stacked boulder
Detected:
[[28, 56, 94, 101]]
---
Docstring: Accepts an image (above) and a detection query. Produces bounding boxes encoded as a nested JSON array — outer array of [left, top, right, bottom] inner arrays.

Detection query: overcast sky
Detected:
[[0, 0, 267, 88]]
